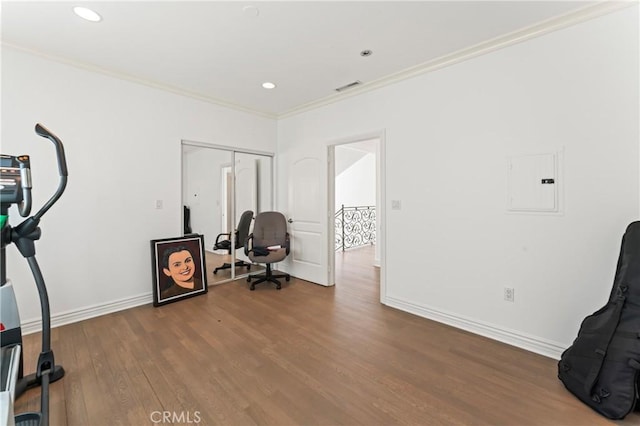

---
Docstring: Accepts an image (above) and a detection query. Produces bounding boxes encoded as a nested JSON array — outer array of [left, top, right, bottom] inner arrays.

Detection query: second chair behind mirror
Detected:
[[212, 210, 254, 274]]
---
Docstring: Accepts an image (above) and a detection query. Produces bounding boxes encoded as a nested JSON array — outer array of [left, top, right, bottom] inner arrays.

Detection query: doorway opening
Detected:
[[328, 134, 385, 303]]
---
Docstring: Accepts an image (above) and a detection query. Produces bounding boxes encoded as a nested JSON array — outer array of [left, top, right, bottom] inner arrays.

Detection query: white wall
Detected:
[[1, 46, 276, 327], [335, 149, 376, 209], [184, 146, 232, 247], [334, 145, 367, 176], [277, 6, 639, 357]]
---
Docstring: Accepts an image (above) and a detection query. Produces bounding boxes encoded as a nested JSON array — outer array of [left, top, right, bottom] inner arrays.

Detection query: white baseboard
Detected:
[[21, 291, 567, 360], [385, 296, 566, 360], [21, 292, 153, 335]]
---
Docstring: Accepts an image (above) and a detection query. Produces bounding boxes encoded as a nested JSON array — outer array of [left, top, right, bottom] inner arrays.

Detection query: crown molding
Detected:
[[3, 1, 635, 121], [1, 42, 278, 120], [278, 0, 637, 119]]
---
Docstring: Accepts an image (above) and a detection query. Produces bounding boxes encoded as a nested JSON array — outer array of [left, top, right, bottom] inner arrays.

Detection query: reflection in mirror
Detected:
[[182, 144, 273, 285], [234, 152, 273, 277], [182, 144, 235, 284]]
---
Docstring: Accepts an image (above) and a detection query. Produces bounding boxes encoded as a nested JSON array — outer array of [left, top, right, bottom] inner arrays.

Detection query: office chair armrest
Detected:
[[214, 232, 231, 245], [284, 232, 290, 255], [244, 233, 254, 256]]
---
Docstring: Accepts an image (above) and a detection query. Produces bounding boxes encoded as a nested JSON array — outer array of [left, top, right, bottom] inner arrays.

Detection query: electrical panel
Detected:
[[507, 153, 559, 213]]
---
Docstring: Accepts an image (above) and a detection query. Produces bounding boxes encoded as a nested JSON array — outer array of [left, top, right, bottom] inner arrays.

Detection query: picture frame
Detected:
[[151, 234, 208, 307]]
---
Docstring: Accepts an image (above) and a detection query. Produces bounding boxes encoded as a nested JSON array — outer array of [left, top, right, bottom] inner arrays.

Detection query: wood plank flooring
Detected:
[[205, 251, 265, 285], [13, 245, 640, 425]]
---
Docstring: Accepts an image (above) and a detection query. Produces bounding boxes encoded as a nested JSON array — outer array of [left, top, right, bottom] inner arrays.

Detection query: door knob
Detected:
[[288, 218, 293, 223]]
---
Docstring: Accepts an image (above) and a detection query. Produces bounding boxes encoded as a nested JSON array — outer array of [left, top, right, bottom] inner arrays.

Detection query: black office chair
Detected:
[[212, 210, 253, 274], [244, 211, 291, 290], [183, 205, 192, 234]]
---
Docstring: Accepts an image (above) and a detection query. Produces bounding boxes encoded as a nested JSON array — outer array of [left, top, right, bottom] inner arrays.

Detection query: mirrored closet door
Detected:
[[182, 142, 273, 285]]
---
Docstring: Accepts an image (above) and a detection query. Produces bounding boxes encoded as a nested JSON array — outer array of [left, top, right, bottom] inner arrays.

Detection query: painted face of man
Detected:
[[163, 250, 195, 284]]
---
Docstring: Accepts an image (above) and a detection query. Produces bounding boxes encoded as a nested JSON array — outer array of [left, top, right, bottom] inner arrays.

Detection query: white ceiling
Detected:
[[2, 1, 597, 118]]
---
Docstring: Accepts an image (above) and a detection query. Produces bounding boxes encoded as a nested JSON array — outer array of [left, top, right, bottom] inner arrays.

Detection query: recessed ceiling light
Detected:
[[262, 82, 276, 89], [243, 5, 260, 17], [73, 6, 102, 22]]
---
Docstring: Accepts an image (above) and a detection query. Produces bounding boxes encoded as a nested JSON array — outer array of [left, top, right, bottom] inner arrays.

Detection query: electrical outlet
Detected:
[[504, 287, 515, 302], [155, 199, 163, 210]]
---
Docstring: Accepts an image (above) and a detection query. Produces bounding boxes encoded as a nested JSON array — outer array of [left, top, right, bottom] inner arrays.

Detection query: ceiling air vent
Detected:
[[335, 80, 362, 92]]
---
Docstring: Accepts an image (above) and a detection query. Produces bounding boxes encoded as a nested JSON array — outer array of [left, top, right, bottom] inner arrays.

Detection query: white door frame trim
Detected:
[[327, 129, 387, 304]]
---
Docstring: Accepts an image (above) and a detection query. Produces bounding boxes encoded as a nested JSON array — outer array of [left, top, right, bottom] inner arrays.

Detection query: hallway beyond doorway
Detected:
[[334, 244, 379, 302]]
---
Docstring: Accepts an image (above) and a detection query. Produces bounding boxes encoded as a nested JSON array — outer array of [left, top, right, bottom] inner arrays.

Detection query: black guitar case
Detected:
[[558, 221, 640, 419]]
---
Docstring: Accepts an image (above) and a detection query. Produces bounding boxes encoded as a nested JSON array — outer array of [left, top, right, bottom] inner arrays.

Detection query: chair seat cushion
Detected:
[[251, 247, 270, 256], [248, 247, 287, 264], [214, 240, 232, 250]]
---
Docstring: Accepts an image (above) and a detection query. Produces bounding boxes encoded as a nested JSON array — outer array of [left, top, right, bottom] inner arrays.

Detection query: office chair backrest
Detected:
[[183, 205, 192, 234], [236, 210, 254, 248], [252, 211, 287, 248]]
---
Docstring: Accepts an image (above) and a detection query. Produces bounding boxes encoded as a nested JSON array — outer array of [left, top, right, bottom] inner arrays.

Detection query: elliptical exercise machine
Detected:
[[0, 124, 67, 426]]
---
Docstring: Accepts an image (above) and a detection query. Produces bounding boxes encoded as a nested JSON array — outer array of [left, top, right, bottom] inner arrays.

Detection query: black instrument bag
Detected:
[[558, 221, 640, 419]]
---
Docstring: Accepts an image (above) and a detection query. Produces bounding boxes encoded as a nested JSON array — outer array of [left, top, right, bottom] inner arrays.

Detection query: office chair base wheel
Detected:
[[250, 284, 256, 291], [247, 276, 252, 282], [285, 276, 290, 282]]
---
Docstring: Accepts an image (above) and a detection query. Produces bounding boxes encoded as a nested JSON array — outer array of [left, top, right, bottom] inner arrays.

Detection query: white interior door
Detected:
[[286, 157, 328, 285]]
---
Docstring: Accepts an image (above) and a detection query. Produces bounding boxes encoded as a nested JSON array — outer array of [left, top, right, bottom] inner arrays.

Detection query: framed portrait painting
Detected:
[[151, 234, 208, 306]]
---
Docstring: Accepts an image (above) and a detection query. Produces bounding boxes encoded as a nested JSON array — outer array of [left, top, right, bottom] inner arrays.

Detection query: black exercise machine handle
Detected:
[[35, 124, 68, 178], [18, 159, 32, 217], [32, 123, 68, 221]]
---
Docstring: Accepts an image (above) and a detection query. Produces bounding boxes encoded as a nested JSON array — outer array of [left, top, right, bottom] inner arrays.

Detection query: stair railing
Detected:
[[334, 205, 376, 251]]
